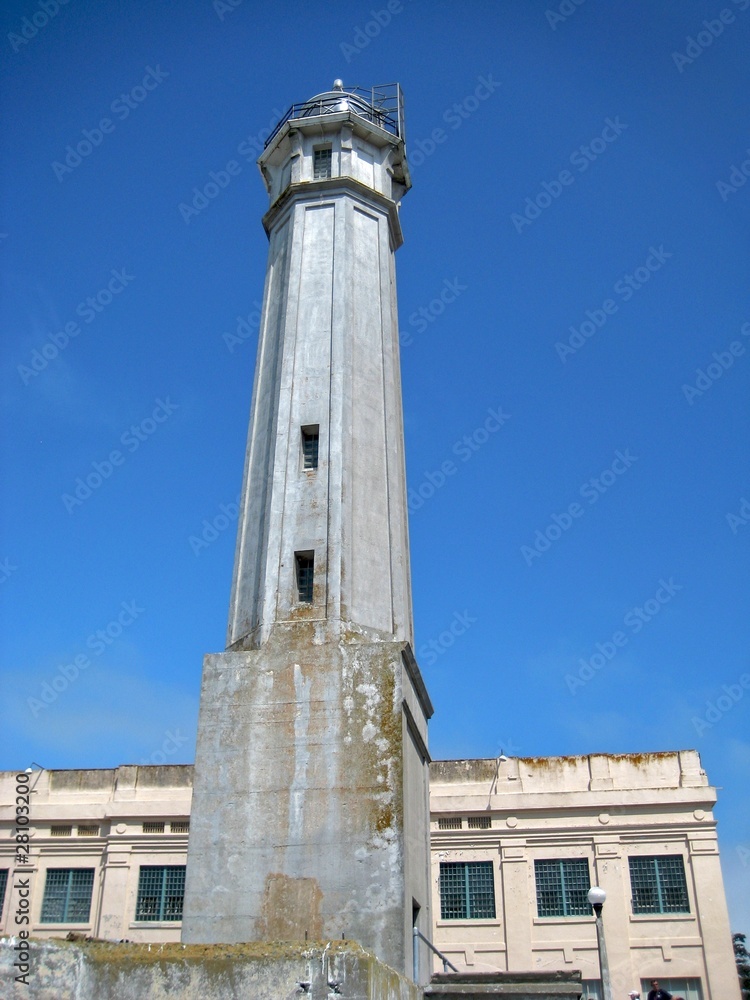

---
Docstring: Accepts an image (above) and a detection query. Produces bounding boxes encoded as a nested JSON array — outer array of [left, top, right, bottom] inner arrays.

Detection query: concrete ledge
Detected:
[[425, 971, 582, 1000], [0, 938, 422, 1000]]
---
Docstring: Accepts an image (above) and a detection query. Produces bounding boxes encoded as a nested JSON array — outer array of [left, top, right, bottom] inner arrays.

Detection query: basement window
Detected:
[[313, 146, 332, 179], [301, 425, 319, 470], [295, 551, 314, 603], [142, 821, 165, 834], [50, 825, 72, 837], [170, 821, 190, 834], [77, 825, 99, 837]]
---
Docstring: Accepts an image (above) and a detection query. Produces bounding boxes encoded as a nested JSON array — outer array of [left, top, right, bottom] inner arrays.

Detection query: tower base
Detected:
[[182, 634, 432, 977]]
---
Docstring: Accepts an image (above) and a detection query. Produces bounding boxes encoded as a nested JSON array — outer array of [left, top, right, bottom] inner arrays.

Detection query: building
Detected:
[[181, 80, 432, 979], [0, 765, 191, 943], [0, 751, 740, 1000], [429, 751, 740, 1000]]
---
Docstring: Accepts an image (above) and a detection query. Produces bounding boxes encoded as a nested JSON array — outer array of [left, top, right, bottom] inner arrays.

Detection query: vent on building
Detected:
[[295, 551, 314, 603], [170, 821, 190, 834], [467, 816, 492, 829], [313, 146, 332, 179], [437, 817, 463, 830], [77, 825, 99, 837], [50, 825, 72, 837], [142, 821, 166, 834]]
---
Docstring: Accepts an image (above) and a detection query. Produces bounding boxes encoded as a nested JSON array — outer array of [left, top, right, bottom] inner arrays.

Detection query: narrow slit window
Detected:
[[295, 551, 314, 603], [313, 146, 332, 179], [302, 426, 319, 470]]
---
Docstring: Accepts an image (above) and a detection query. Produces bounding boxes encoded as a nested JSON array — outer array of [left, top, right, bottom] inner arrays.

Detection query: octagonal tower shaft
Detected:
[[183, 87, 432, 981], [227, 95, 414, 651]]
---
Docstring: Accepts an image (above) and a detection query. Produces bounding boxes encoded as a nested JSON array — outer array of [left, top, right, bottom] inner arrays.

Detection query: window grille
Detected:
[[295, 552, 314, 603], [439, 861, 496, 920], [170, 821, 190, 834], [41, 869, 95, 923], [468, 816, 491, 829], [50, 825, 72, 837], [534, 859, 591, 917], [135, 865, 186, 922], [629, 855, 689, 913], [302, 426, 319, 470], [0, 870, 7, 917], [77, 825, 99, 837], [142, 821, 165, 834], [438, 817, 462, 830], [313, 147, 332, 179]]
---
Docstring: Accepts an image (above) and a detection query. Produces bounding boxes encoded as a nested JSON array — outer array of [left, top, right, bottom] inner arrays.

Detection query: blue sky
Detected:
[[1, 0, 748, 934]]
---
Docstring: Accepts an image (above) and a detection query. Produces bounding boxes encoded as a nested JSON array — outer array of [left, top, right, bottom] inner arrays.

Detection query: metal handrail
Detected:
[[412, 925, 458, 982], [264, 83, 404, 148]]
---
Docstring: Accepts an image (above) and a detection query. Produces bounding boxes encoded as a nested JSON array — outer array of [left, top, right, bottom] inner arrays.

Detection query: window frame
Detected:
[[295, 551, 314, 604], [534, 858, 592, 918], [628, 855, 690, 914], [301, 425, 320, 471], [0, 869, 8, 920], [134, 865, 186, 923], [313, 145, 333, 180], [40, 868, 95, 924], [438, 860, 496, 921]]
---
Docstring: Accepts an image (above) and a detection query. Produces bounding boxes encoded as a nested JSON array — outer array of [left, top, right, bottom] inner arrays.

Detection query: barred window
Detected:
[[77, 825, 99, 837], [295, 551, 314, 603], [50, 825, 72, 837], [0, 869, 7, 917], [534, 859, 591, 917], [302, 426, 319, 470], [468, 816, 491, 829], [170, 820, 190, 834], [135, 865, 186, 922], [313, 146, 332, 179], [142, 821, 165, 834], [41, 869, 95, 923], [629, 855, 689, 914], [438, 817, 462, 831], [439, 861, 496, 920]]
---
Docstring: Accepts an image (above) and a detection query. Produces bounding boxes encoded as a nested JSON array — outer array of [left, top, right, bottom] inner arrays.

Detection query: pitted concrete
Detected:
[[0, 937, 422, 1000], [182, 638, 431, 976]]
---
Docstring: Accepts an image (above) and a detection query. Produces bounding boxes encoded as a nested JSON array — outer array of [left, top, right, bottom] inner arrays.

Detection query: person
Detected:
[[647, 980, 672, 1000], [629, 991, 640, 999]]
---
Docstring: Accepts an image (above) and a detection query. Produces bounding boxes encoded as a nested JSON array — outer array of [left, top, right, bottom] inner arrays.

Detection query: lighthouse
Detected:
[[182, 81, 433, 980]]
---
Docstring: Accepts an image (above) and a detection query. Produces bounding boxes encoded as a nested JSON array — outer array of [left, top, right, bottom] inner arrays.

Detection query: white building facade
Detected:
[[0, 750, 740, 1000], [429, 751, 739, 1000]]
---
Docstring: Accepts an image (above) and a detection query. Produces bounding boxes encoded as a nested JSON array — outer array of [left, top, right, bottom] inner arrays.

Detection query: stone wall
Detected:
[[0, 938, 422, 1000]]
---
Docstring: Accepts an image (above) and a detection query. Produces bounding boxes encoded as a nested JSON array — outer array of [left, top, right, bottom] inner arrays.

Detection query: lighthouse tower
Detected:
[[181, 81, 433, 979]]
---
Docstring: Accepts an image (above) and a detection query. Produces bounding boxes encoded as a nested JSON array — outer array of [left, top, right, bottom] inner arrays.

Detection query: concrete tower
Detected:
[[182, 82, 433, 980]]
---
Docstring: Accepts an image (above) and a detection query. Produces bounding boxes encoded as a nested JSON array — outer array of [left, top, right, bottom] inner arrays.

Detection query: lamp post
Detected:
[[588, 886, 612, 1000]]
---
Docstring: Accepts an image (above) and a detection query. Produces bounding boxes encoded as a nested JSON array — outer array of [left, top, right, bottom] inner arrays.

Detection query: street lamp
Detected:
[[588, 886, 612, 1000]]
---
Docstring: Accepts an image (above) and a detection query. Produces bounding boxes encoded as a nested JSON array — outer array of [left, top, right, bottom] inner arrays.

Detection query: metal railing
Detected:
[[413, 925, 458, 983], [264, 83, 405, 148]]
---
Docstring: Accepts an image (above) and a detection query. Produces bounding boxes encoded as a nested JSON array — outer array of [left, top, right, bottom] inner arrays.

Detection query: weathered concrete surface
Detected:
[[227, 98, 413, 653], [185, 85, 432, 979], [182, 637, 431, 978], [0, 937, 422, 1000], [425, 971, 582, 1000]]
